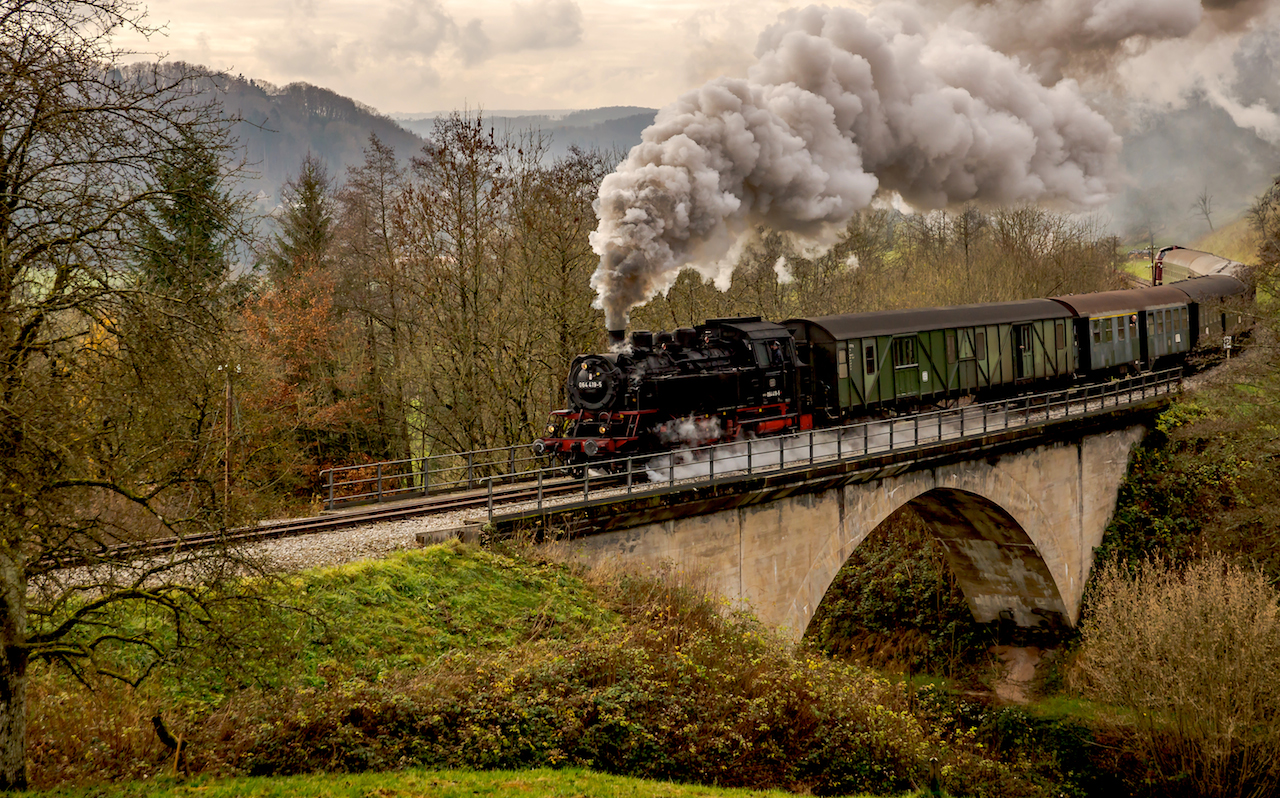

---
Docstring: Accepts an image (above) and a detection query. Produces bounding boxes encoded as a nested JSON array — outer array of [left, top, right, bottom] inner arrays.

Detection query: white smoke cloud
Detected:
[[657, 415, 724, 446], [773, 255, 794, 285], [589, 4, 1122, 332]]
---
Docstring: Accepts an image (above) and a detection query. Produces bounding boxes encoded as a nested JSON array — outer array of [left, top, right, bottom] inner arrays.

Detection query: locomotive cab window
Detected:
[[753, 342, 771, 368], [893, 337, 917, 368]]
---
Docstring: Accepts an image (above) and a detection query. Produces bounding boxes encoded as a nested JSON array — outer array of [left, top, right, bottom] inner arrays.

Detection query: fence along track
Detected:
[[326, 368, 1182, 523], [75, 369, 1177, 568]]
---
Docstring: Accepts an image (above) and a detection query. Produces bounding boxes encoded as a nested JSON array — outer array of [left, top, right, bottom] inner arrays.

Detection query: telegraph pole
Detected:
[[218, 364, 239, 529]]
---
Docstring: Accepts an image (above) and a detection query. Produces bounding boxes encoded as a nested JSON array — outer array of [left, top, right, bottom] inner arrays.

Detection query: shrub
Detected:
[[1074, 556, 1280, 798], [188, 561, 1045, 797]]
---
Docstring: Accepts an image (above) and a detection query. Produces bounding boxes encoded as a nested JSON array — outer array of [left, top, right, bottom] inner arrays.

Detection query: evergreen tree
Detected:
[[263, 152, 335, 282], [134, 132, 241, 296]]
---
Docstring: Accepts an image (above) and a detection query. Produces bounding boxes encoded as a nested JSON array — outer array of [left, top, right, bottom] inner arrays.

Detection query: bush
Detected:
[[1074, 556, 1280, 797], [189, 562, 1045, 797]]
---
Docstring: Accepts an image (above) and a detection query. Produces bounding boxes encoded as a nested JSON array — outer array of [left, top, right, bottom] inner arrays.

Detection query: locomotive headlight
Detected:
[[546, 424, 555, 435], [584, 440, 599, 456], [599, 424, 608, 434]]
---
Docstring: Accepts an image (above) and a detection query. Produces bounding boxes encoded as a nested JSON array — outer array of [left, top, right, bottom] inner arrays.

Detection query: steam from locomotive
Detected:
[[588, 4, 1124, 334]]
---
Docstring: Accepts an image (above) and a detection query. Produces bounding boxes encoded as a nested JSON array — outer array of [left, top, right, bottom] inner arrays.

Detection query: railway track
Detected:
[[68, 365, 1202, 569], [72, 472, 605, 566]]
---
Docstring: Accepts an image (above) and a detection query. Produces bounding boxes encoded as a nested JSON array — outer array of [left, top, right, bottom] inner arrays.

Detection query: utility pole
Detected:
[[218, 364, 240, 529]]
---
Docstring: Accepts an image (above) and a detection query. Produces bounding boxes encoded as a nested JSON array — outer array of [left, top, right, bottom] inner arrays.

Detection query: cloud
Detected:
[[458, 18, 492, 65], [504, 0, 583, 50], [680, 7, 756, 85], [378, 0, 459, 59]]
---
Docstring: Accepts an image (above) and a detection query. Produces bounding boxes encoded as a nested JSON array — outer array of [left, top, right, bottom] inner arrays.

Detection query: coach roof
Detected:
[[1165, 274, 1248, 303], [1049, 285, 1191, 316], [786, 299, 1072, 342]]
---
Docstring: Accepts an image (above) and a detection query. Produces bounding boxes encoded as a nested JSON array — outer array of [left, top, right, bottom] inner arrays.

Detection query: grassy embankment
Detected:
[[23, 541, 1055, 798]]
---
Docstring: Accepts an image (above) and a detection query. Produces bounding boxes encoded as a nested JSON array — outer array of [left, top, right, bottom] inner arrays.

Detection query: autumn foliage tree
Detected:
[[0, 0, 260, 788]]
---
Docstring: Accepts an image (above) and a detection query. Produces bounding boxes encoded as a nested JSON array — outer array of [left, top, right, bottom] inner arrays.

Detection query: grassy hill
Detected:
[[1188, 214, 1260, 264], [24, 541, 1071, 798]]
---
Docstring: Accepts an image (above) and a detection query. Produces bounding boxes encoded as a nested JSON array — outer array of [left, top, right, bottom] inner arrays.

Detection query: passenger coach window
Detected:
[[1105, 320, 1113, 343], [975, 330, 986, 356], [1129, 315, 1138, 339], [1157, 313, 1164, 334], [1092, 319, 1101, 344], [946, 331, 956, 362], [1055, 321, 1064, 349], [864, 344, 876, 375], [893, 337, 917, 367], [1117, 318, 1125, 341], [1165, 309, 1172, 331]]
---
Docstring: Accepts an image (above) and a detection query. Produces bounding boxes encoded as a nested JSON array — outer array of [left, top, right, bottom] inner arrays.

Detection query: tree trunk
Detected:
[[0, 553, 27, 791]]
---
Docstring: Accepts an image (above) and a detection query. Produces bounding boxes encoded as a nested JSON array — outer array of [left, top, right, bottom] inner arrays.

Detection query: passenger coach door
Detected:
[[1014, 324, 1033, 380], [893, 336, 920, 398]]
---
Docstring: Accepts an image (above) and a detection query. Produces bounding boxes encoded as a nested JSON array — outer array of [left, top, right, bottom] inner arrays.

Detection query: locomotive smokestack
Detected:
[[608, 328, 626, 347]]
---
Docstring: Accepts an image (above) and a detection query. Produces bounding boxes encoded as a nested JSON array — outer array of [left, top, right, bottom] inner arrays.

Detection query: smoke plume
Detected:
[[589, 4, 1122, 332]]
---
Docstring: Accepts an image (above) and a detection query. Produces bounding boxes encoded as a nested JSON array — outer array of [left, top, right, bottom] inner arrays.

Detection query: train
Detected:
[[532, 266, 1251, 468]]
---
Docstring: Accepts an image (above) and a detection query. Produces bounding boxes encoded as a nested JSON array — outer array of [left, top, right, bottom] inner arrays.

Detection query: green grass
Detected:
[[290, 541, 616, 678], [26, 541, 1042, 797], [1190, 215, 1258, 264], [20, 767, 918, 798]]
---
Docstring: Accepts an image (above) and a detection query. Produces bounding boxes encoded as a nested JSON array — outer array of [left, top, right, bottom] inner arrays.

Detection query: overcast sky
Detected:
[[116, 0, 815, 114]]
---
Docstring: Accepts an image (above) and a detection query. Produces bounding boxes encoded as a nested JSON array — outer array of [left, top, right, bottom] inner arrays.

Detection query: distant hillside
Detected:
[[181, 65, 654, 206], [199, 74, 427, 209], [394, 106, 656, 160]]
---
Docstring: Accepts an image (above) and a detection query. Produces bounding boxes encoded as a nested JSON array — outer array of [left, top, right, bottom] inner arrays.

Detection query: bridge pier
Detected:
[[559, 424, 1147, 640]]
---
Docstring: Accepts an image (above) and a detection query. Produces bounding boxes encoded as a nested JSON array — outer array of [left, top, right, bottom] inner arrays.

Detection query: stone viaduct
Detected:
[[491, 404, 1161, 640]]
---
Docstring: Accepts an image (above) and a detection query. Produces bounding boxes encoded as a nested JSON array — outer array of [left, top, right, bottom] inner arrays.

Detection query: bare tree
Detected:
[[1195, 186, 1215, 232], [335, 134, 412, 459], [395, 112, 517, 454], [0, 2, 258, 787]]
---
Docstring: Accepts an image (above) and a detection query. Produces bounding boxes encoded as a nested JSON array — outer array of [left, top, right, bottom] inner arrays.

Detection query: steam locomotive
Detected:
[[532, 265, 1249, 468]]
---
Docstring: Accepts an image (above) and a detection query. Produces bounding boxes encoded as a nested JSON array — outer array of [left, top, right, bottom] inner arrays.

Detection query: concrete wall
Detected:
[[567, 424, 1147, 640]]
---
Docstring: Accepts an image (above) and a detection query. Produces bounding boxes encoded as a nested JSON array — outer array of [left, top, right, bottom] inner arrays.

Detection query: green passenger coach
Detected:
[[785, 300, 1076, 421]]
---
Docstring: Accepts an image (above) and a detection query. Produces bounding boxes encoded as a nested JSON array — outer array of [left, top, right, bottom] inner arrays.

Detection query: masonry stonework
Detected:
[[568, 424, 1147, 640]]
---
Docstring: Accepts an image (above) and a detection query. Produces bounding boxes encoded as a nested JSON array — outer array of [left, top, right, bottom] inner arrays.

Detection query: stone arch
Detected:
[[907, 487, 1068, 626], [797, 479, 1069, 641]]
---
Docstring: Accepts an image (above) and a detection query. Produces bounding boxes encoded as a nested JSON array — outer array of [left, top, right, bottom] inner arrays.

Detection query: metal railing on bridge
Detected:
[[321, 368, 1181, 516], [320, 443, 545, 510]]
